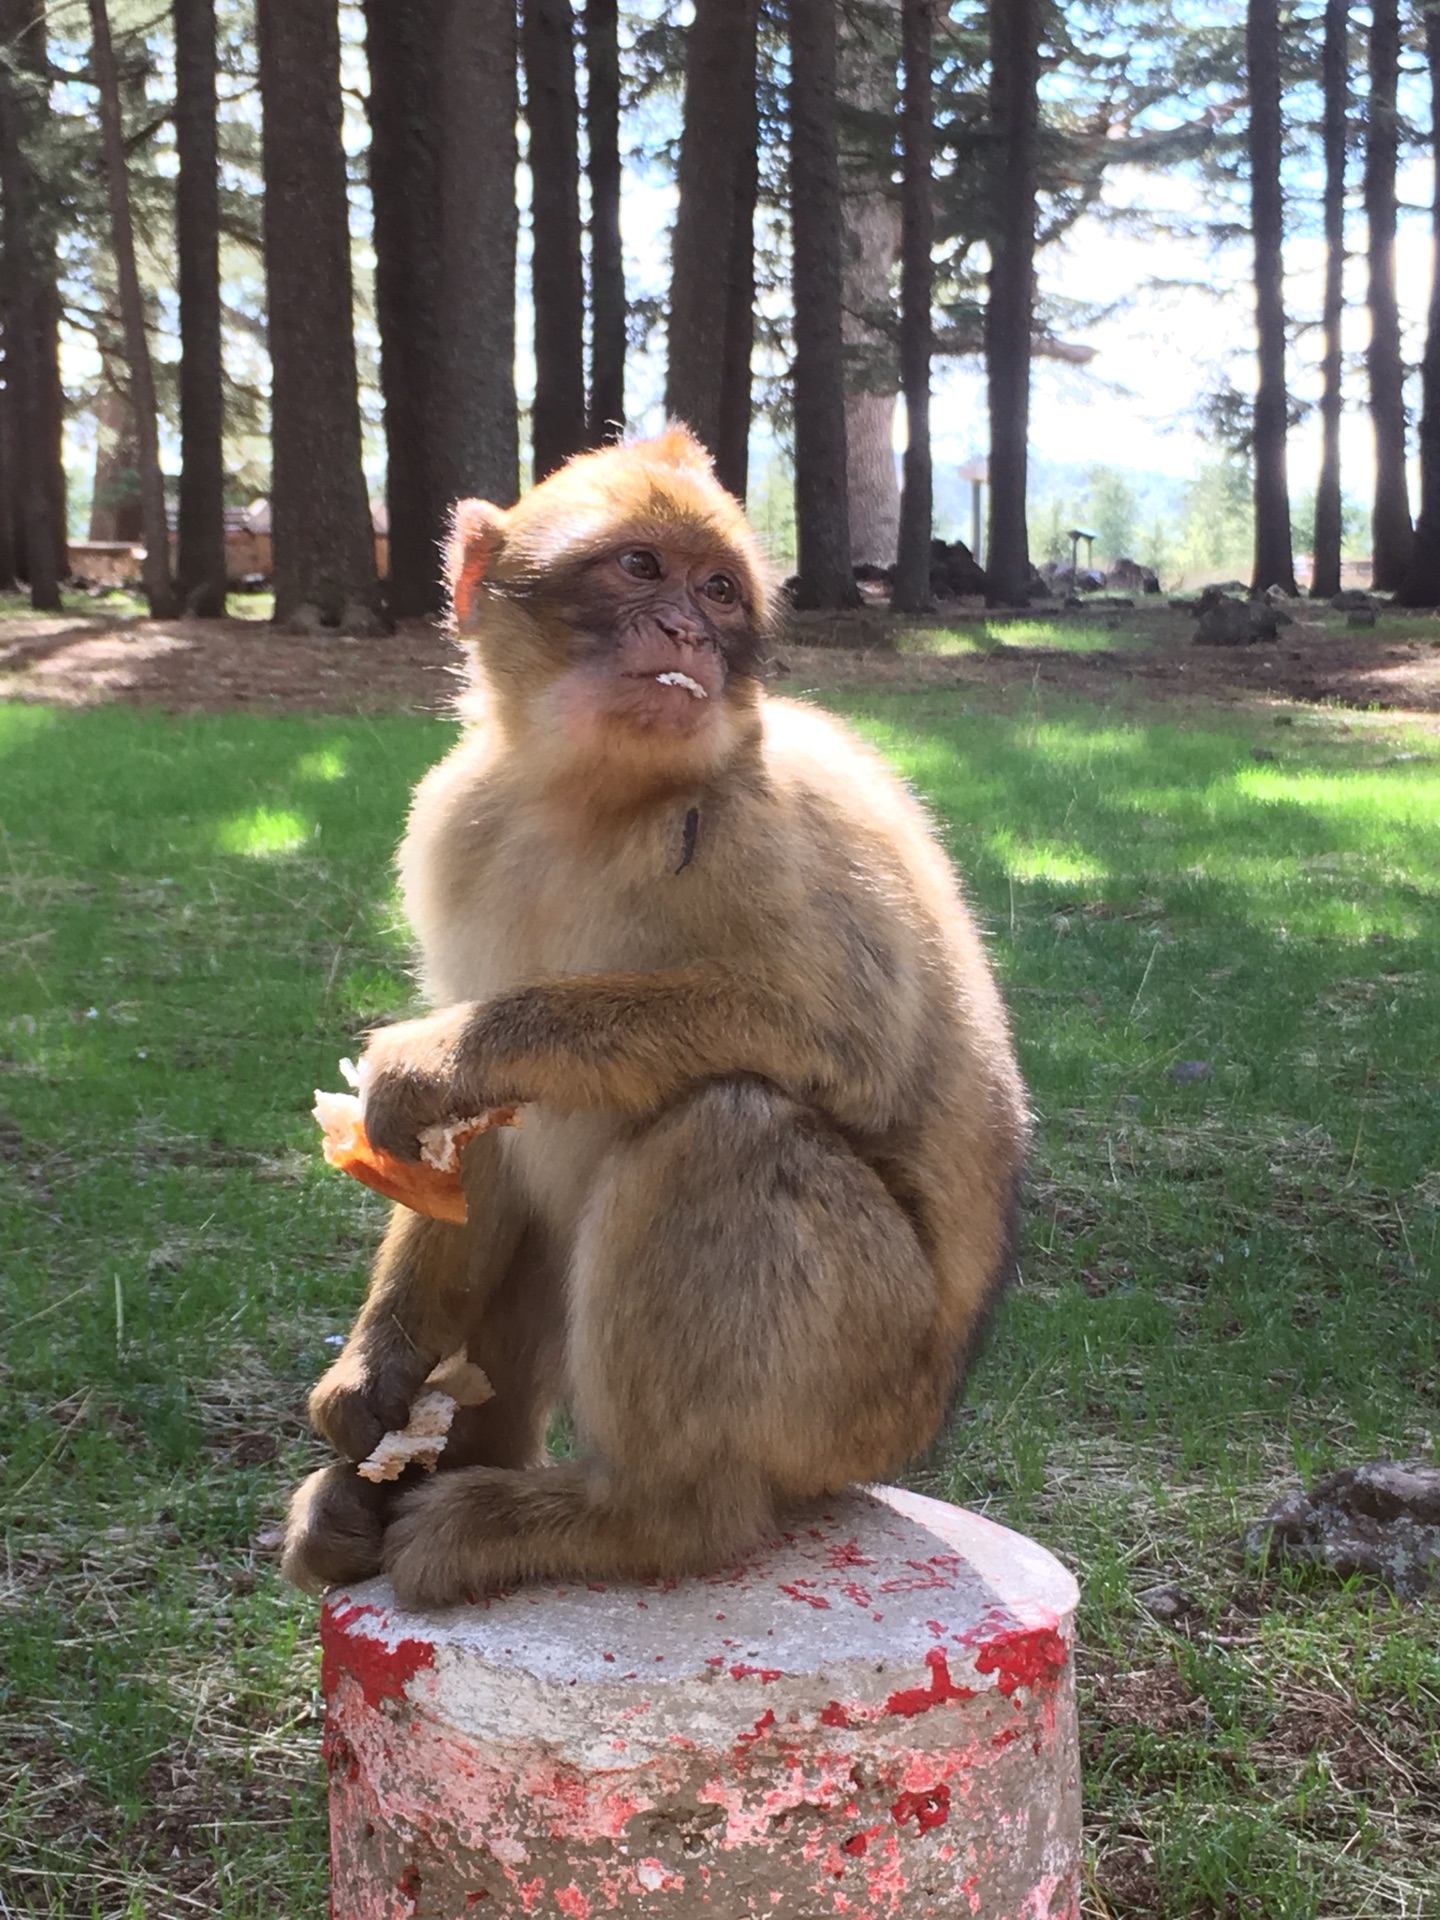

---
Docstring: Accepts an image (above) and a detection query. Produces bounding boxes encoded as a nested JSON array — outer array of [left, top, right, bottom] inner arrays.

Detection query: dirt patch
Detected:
[[0, 613, 465, 716], [3, 604, 1440, 717]]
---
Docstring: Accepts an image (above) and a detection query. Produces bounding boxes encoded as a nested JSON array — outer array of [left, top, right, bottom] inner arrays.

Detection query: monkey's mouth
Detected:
[[650, 671, 708, 700]]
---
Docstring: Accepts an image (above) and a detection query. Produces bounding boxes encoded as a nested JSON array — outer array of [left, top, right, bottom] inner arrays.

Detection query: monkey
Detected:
[[282, 425, 1027, 1609]]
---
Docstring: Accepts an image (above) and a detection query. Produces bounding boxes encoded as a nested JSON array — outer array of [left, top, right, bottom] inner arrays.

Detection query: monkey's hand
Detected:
[[308, 1330, 435, 1463], [358, 1007, 483, 1163]]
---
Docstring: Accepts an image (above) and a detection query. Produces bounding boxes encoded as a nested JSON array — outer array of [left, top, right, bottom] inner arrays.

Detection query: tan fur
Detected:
[[283, 428, 1028, 1608]]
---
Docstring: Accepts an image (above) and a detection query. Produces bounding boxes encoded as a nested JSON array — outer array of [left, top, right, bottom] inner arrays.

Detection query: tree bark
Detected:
[[985, 0, 1040, 606], [1396, 4, 1440, 607], [1365, 0, 1413, 590], [1311, 0, 1347, 600], [366, 0, 446, 616], [893, 0, 935, 613], [585, 0, 625, 442], [0, 0, 63, 608], [524, 0, 588, 479], [789, 0, 860, 609], [665, 0, 760, 495], [174, 0, 227, 615], [89, 0, 177, 616], [436, 0, 520, 507], [257, 0, 386, 633], [0, 328, 15, 588], [1247, 0, 1297, 596], [838, 2, 901, 567]]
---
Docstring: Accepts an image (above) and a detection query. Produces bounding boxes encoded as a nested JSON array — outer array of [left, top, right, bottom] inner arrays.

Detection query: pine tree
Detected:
[[365, 0, 446, 616], [586, 0, 625, 442], [789, 0, 860, 609], [525, 0, 588, 479], [436, 0, 520, 508], [174, 0, 227, 616], [665, 0, 760, 495], [1396, 3, 1440, 607], [985, 0, 1039, 606], [256, 0, 386, 632], [1247, 0, 1297, 595], [1310, 0, 1347, 601], [892, 0, 934, 613], [1364, 0, 1413, 589], [0, 0, 64, 608]]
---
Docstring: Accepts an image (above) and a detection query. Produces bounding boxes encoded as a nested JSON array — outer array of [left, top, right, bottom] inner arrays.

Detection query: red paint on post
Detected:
[[883, 1647, 976, 1719], [892, 1784, 952, 1834], [320, 1602, 433, 1709], [974, 1625, 1069, 1697]]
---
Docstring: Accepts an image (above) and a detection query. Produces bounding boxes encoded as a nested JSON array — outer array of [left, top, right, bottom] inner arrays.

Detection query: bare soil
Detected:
[[2, 601, 1440, 716]]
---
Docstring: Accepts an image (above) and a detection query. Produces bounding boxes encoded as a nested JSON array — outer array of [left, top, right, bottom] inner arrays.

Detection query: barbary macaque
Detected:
[[283, 426, 1027, 1608]]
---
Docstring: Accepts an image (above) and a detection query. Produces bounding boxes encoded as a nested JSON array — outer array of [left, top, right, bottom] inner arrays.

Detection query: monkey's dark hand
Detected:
[[308, 1333, 434, 1462], [358, 1006, 486, 1162]]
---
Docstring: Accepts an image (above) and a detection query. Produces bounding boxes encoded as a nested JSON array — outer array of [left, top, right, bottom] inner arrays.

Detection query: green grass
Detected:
[[2, 694, 1437, 1917], [895, 614, 1159, 655], [0, 589, 274, 621]]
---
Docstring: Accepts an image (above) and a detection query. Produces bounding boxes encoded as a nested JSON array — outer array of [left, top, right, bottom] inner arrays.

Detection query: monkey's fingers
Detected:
[[312, 1089, 518, 1222]]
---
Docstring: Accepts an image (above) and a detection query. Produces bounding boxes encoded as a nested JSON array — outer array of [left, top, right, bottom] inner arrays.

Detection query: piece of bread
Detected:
[[312, 1081, 518, 1224], [356, 1349, 496, 1483]]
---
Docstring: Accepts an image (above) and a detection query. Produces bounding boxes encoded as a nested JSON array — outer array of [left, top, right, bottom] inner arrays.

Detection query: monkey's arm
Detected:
[[309, 1133, 526, 1458], [360, 968, 898, 1160]]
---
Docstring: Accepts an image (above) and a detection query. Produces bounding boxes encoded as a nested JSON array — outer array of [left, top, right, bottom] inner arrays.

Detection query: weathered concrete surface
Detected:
[[321, 1486, 1081, 1918]]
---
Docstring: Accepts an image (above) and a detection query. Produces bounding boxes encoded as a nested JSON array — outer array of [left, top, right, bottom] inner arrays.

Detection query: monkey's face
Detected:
[[549, 532, 759, 739], [447, 430, 770, 797]]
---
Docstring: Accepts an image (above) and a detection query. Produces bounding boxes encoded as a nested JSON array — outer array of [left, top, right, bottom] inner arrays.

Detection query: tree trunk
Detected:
[[1311, 0, 1347, 600], [0, 0, 63, 608], [789, 0, 860, 609], [1247, 0, 1297, 596], [893, 0, 935, 613], [89, 365, 142, 541], [715, 111, 759, 501], [436, 0, 520, 508], [524, 0, 588, 480], [257, 0, 386, 633], [586, 0, 625, 442], [1396, 4, 1440, 607], [174, 0, 227, 615], [89, 0, 177, 616], [984, 0, 1039, 606], [838, 1, 900, 568], [665, 0, 760, 493], [365, 0, 446, 616], [0, 329, 16, 588], [1365, 0, 1413, 590]]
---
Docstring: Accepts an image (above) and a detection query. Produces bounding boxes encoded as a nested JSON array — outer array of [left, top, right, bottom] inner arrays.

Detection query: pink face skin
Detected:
[[549, 541, 758, 745]]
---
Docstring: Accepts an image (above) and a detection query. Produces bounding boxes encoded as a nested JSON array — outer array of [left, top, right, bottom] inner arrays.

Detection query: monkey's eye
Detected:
[[699, 572, 739, 605], [618, 548, 663, 581]]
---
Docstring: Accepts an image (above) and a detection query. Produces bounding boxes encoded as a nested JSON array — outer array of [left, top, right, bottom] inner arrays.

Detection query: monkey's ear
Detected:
[[446, 500, 508, 627]]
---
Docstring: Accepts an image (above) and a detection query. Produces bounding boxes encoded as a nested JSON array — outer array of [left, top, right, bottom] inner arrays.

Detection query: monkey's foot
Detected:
[[282, 1463, 391, 1593]]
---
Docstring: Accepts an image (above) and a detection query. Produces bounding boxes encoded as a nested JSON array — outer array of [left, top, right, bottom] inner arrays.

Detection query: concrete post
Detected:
[[321, 1485, 1080, 1918]]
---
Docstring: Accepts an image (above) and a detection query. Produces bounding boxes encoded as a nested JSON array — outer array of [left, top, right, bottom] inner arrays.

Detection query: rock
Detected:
[[1330, 589, 1379, 612], [1244, 1461, 1440, 1599], [1193, 594, 1289, 646], [1135, 1582, 1198, 1622], [929, 537, 990, 601], [1346, 609, 1377, 629], [1111, 557, 1161, 594], [1194, 597, 1258, 646]]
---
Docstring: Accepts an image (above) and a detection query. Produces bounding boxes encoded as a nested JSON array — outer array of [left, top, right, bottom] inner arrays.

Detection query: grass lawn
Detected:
[[1, 689, 1436, 1918]]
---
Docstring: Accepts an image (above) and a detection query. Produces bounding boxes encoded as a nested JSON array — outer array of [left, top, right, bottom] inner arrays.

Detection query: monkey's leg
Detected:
[[308, 1132, 528, 1463], [282, 1227, 564, 1593], [382, 1079, 948, 1608]]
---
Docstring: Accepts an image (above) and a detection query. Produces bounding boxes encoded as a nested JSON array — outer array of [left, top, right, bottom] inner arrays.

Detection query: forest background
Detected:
[[2, 0, 1440, 626]]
